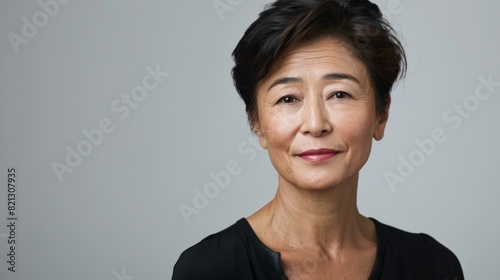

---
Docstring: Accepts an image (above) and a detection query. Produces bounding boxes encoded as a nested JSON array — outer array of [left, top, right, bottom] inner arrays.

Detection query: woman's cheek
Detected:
[[336, 111, 374, 146]]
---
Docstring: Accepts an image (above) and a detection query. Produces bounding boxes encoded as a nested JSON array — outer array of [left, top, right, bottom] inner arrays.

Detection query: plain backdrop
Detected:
[[0, 0, 499, 279]]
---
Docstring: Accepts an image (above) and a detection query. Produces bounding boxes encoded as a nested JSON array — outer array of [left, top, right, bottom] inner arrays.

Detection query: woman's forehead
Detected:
[[262, 38, 370, 87]]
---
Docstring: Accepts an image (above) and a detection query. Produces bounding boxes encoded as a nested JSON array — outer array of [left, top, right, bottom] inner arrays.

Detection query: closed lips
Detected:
[[297, 149, 337, 162]]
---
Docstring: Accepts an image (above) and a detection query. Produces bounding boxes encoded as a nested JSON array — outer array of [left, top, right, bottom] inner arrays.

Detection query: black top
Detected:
[[173, 218, 464, 280]]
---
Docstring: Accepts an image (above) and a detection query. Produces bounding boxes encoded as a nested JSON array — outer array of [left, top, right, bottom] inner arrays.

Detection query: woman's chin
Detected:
[[281, 172, 358, 193], [291, 179, 349, 192]]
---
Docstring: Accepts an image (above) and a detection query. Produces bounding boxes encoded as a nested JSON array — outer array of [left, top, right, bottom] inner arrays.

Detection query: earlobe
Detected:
[[252, 122, 268, 149], [374, 99, 390, 141], [373, 115, 388, 141]]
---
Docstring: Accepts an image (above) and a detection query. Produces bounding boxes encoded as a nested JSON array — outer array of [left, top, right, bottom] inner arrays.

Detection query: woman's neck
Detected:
[[248, 174, 376, 252]]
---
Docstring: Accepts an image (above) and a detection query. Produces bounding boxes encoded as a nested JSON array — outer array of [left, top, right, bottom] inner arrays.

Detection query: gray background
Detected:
[[0, 0, 498, 279]]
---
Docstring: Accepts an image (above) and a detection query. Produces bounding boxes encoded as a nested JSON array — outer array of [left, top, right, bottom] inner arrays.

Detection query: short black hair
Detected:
[[231, 0, 407, 129]]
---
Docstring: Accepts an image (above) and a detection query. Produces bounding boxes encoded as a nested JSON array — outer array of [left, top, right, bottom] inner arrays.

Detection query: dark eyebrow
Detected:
[[267, 77, 302, 92], [267, 72, 360, 92], [322, 73, 360, 84]]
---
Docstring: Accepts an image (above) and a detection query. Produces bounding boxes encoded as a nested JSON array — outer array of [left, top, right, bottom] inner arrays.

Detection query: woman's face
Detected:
[[254, 37, 388, 191]]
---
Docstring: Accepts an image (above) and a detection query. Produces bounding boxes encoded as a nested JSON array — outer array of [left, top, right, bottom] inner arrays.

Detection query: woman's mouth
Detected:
[[297, 149, 338, 162]]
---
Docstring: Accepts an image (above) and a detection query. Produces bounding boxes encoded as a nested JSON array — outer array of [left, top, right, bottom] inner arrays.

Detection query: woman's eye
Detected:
[[332, 91, 349, 99], [278, 95, 297, 104]]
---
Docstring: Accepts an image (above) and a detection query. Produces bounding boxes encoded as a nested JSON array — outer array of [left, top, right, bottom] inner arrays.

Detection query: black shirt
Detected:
[[172, 218, 464, 279]]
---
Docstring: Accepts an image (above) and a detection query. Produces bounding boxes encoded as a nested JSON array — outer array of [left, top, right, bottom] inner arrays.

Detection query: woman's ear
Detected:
[[252, 121, 268, 149], [373, 114, 388, 141], [373, 98, 391, 141]]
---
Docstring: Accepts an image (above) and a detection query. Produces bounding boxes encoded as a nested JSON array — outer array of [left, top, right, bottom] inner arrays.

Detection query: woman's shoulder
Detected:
[[172, 219, 247, 279], [371, 218, 464, 279], [372, 218, 457, 256], [172, 218, 282, 280]]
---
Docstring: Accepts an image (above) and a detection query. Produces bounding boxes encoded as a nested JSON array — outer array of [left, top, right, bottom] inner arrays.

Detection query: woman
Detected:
[[173, 0, 464, 279]]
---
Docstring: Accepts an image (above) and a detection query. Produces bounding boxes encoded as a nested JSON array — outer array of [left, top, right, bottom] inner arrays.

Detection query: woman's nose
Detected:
[[299, 97, 333, 137]]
